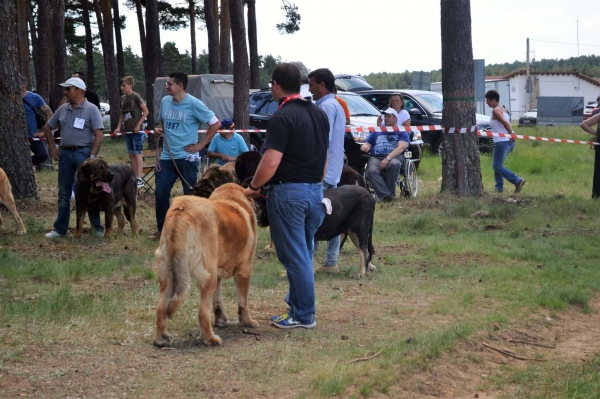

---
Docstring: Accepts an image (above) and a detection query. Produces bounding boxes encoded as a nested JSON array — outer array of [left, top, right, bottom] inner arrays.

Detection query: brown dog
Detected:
[[0, 168, 26, 235], [74, 159, 138, 238], [153, 183, 258, 347]]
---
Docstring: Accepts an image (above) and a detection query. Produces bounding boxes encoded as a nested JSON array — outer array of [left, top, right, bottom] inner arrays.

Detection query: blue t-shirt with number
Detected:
[[158, 93, 216, 160], [365, 131, 410, 157]]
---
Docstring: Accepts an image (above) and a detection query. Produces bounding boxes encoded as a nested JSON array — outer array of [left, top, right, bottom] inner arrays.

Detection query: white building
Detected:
[[432, 70, 600, 122]]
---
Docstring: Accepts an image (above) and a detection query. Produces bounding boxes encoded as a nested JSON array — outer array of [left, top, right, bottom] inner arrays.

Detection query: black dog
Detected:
[[235, 152, 377, 278], [74, 159, 138, 238]]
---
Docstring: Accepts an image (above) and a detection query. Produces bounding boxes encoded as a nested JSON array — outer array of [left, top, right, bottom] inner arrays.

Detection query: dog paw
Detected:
[[153, 334, 172, 348], [202, 334, 222, 346], [241, 319, 259, 328], [16, 229, 26, 235], [354, 272, 365, 279], [368, 263, 377, 273]]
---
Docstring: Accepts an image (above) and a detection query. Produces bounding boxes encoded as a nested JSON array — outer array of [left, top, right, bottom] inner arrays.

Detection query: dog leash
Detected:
[[157, 133, 194, 190]]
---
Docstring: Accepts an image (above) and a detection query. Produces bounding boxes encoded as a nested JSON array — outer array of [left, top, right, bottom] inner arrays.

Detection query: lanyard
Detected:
[[278, 94, 303, 109]]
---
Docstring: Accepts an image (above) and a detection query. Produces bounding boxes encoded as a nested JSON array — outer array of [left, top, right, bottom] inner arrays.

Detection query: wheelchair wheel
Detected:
[[403, 160, 418, 198]]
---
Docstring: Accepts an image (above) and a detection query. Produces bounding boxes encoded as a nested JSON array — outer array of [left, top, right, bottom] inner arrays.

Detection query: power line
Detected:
[[530, 39, 600, 48]]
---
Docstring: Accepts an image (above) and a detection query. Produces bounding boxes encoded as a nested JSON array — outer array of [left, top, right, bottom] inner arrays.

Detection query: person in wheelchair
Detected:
[[361, 108, 410, 202]]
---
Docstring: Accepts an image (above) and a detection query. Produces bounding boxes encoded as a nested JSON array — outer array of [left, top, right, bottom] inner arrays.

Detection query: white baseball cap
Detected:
[[381, 107, 398, 118], [59, 77, 86, 91]]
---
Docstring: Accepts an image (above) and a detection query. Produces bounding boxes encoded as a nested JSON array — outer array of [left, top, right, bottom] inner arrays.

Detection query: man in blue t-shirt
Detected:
[[21, 77, 53, 166], [152, 72, 221, 239], [206, 118, 249, 165], [361, 108, 410, 201]]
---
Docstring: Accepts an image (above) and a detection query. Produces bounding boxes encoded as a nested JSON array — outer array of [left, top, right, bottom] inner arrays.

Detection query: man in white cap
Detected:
[[43, 77, 105, 238], [361, 107, 410, 201]]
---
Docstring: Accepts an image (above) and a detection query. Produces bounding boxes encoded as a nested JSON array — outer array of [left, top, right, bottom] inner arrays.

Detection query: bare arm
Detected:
[[113, 113, 124, 135], [376, 114, 383, 127], [136, 103, 150, 133], [580, 112, 600, 135], [33, 104, 54, 138], [186, 122, 220, 153], [44, 124, 58, 161], [90, 128, 103, 157], [492, 107, 514, 139], [244, 149, 283, 197]]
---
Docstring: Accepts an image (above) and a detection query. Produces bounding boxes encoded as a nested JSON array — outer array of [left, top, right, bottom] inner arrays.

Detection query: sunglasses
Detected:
[[268, 80, 275, 88], [165, 82, 176, 87]]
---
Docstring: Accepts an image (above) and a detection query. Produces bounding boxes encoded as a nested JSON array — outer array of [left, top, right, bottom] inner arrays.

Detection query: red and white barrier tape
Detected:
[[30, 126, 599, 146]]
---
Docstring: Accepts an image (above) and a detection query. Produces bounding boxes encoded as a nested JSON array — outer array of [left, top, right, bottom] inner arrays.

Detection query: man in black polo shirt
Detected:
[[245, 63, 329, 329]]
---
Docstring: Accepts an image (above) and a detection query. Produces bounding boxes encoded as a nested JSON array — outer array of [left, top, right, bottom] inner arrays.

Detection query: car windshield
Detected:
[[338, 93, 381, 117], [413, 93, 443, 113], [335, 76, 373, 91]]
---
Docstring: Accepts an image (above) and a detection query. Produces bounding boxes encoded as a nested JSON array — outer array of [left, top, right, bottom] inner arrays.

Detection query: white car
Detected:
[[99, 102, 110, 131], [584, 102, 598, 120]]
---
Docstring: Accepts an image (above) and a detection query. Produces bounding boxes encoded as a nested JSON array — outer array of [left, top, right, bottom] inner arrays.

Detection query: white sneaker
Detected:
[[71, 191, 75, 200], [45, 230, 62, 239], [136, 178, 145, 188]]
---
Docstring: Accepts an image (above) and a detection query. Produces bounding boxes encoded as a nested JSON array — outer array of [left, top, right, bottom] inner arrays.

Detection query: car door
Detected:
[[249, 92, 278, 130]]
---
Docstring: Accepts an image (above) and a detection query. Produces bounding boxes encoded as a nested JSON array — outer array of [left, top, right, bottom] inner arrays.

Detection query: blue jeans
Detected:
[[155, 158, 199, 231], [54, 148, 102, 235], [30, 140, 48, 166], [267, 183, 325, 324], [322, 181, 340, 266], [492, 140, 522, 192], [125, 133, 147, 154]]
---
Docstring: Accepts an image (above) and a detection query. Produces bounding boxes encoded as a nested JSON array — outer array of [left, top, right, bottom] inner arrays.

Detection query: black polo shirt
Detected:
[[265, 98, 329, 184]]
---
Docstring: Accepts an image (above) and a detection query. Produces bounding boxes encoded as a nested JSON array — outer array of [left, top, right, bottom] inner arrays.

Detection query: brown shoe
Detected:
[[515, 179, 526, 193], [314, 265, 340, 274], [151, 230, 162, 240]]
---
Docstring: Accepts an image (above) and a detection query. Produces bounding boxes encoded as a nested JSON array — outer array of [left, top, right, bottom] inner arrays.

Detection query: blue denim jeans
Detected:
[[155, 158, 199, 231], [492, 140, 521, 192], [321, 181, 340, 266], [267, 183, 325, 324], [54, 148, 102, 235], [30, 140, 48, 166]]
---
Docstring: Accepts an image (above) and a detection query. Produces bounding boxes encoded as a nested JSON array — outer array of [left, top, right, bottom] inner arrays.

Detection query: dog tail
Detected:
[[155, 239, 191, 320], [123, 205, 131, 222]]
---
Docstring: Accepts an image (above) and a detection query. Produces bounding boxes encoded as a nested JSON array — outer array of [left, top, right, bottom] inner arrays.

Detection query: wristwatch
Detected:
[[249, 183, 260, 191], [90, 155, 96, 158], [386, 156, 391, 162]]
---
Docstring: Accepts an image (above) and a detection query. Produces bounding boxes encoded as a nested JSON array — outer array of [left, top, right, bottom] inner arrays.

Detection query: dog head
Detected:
[[76, 158, 114, 193], [235, 151, 262, 183], [240, 177, 269, 228], [192, 164, 238, 198]]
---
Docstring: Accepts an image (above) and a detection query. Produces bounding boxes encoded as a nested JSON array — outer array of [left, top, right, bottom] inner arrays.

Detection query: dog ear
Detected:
[[76, 160, 91, 182]]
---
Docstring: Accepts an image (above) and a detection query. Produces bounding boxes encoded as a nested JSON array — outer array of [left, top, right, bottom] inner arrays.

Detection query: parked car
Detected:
[[518, 109, 537, 127], [334, 74, 374, 92], [248, 89, 423, 165], [356, 89, 493, 154], [584, 103, 599, 120], [99, 102, 110, 132]]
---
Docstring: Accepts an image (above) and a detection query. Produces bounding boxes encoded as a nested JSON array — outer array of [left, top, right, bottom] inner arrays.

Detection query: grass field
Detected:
[[1, 125, 600, 398]]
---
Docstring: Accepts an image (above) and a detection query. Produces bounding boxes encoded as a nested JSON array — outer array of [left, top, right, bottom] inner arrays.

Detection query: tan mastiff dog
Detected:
[[0, 168, 26, 235]]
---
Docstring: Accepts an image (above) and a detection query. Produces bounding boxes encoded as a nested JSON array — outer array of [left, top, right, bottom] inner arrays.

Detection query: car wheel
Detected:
[[435, 137, 444, 156]]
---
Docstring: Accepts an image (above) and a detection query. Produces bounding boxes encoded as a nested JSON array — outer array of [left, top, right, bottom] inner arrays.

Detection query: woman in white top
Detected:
[[580, 110, 600, 198], [377, 93, 411, 128], [485, 90, 526, 193]]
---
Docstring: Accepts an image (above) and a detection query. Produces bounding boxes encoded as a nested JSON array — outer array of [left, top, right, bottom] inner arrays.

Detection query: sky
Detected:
[[117, 0, 600, 75]]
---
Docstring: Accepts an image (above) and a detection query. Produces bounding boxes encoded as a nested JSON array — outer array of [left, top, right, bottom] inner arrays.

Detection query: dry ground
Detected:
[[0, 177, 599, 398]]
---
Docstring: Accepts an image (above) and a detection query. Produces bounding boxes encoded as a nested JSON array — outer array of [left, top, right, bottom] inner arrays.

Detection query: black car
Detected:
[[334, 74, 374, 93], [518, 110, 537, 127], [248, 89, 423, 167], [357, 89, 493, 154]]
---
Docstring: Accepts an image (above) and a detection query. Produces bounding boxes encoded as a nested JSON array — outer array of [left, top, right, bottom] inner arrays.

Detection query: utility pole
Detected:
[[526, 38, 531, 111]]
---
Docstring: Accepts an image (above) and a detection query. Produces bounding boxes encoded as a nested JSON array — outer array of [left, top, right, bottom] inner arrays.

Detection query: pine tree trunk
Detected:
[[247, 0, 259, 89], [113, 0, 125, 79], [135, 0, 146, 60], [440, 0, 483, 196], [219, 0, 232, 74], [0, 0, 37, 199], [145, 0, 163, 149], [50, 0, 67, 111], [229, 0, 249, 136], [204, 0, 219, 73], [17, 0, 30, 80], [36, 0, 52, 105], [189, 0, 197, 74], [82, 0, 95, 90], [97, 0, 120, 130], [26, 1, 38, 87]]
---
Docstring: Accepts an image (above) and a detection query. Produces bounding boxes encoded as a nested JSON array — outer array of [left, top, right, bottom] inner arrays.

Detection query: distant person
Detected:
[[580, 110, 600, 198], [376, 93, 411, 130], [113, 76, 149, 188], [485, 89, 526, 193], [21, 77, 53, 166], [152, 71, 221, 240], [308, 68, 346, 274], [58, 72, 100, 110], [361, 108, 409, 202], [333, 87, 351, 125], [43, 77, 104, 238], [206, 118, 249, 165]]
